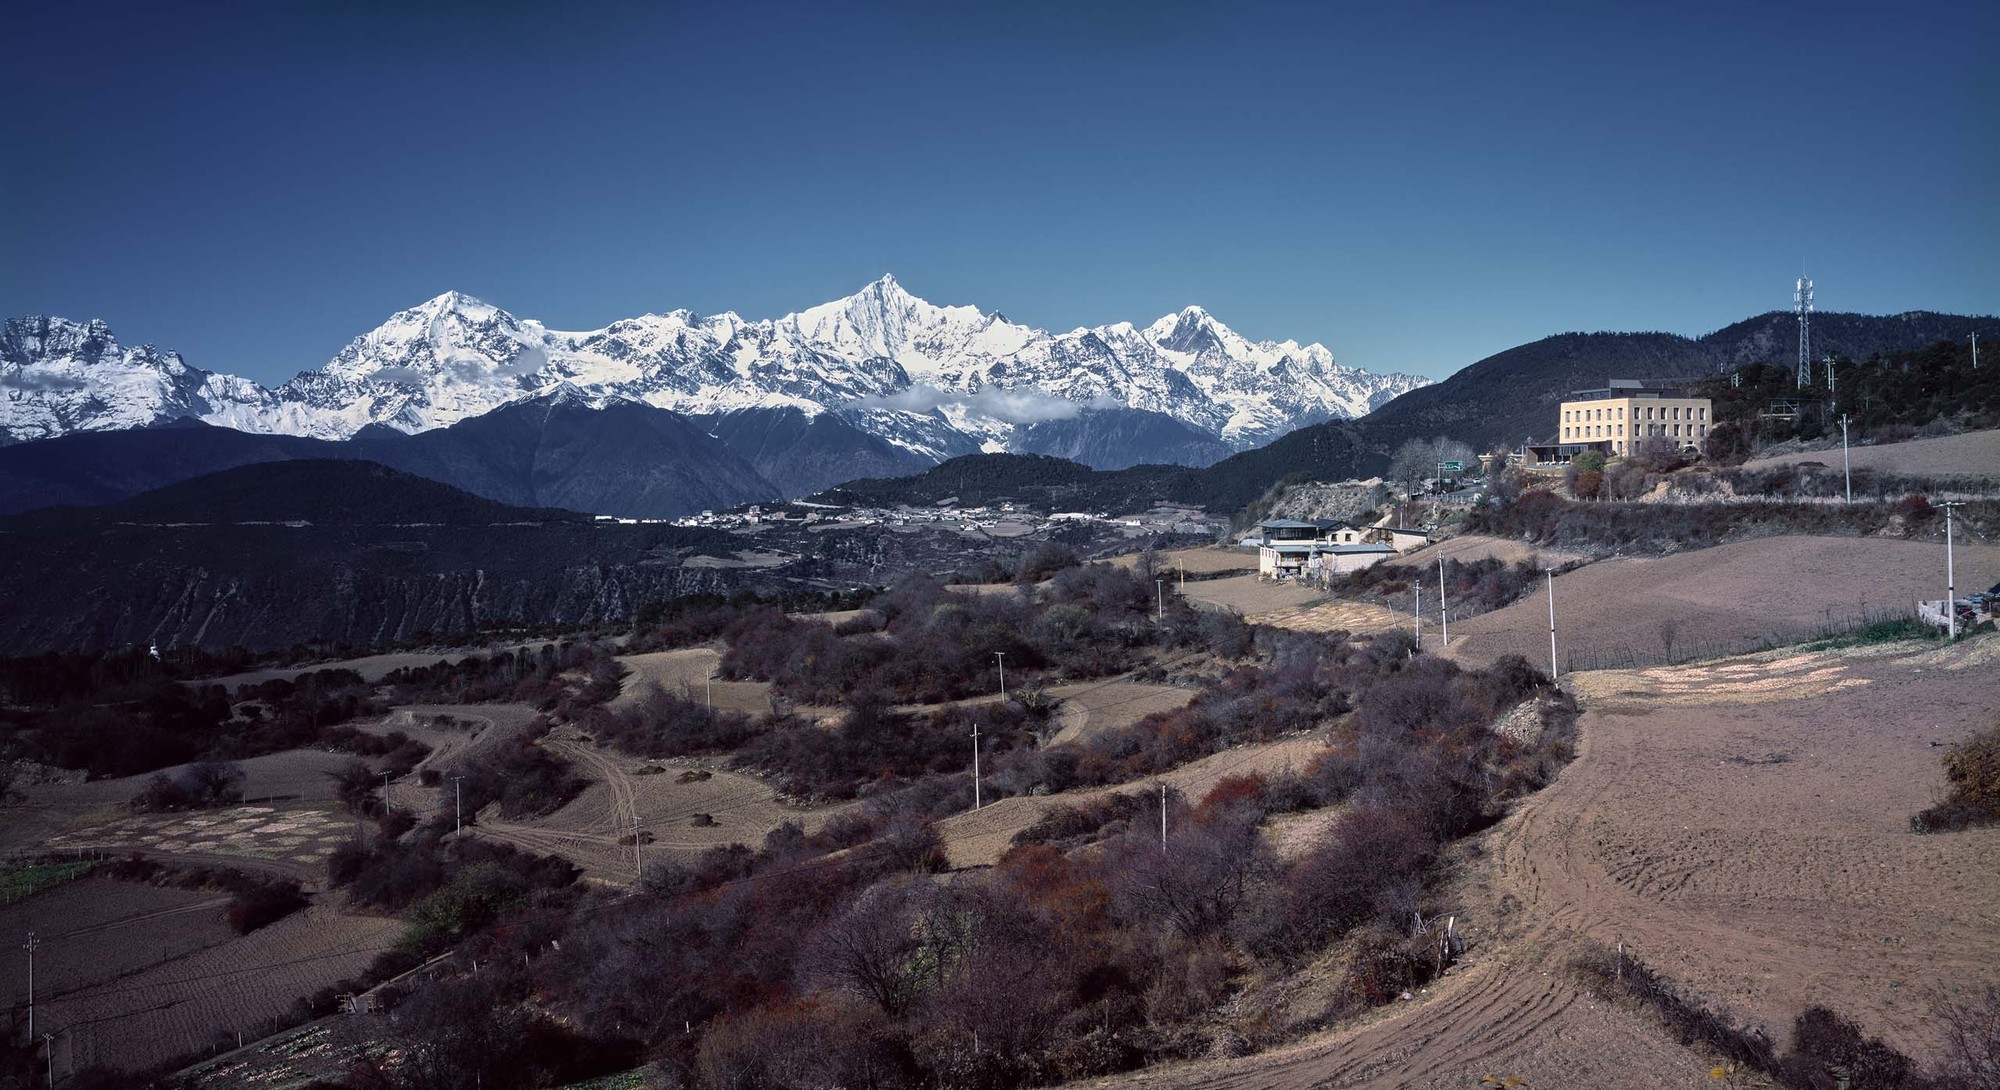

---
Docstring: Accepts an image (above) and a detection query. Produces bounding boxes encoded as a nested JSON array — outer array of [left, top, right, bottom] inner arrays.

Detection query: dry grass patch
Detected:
[[1743, 427, 2000, 477], [936, 734, 1329, 869], [1046, 680, 1195, 745]]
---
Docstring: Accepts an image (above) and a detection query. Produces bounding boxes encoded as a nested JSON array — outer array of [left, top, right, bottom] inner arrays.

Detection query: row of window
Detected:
[[1560, 422, 1708, 440], [1563, 404, 1707, 422]]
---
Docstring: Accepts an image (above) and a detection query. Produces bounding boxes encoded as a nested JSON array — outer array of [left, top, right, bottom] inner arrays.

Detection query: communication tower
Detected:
[[1795, 276, 1814, 388]]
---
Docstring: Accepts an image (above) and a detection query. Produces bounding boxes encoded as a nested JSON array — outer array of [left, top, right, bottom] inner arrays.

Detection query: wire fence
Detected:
[[1562, 605, 1927, 673]]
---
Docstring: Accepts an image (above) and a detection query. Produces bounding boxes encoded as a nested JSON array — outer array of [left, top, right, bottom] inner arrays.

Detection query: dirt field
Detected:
[[1440, 535, 2000, 671], [1180, 574, 1324, 619], [1394, 533, 1590, 570], [1261, 599, 1413, 637], [936, 735, 1330, 869], [1073, 635, 2000, 1090], [197, 650, 496, 689], [474, 729, 853, 884], [611, 648, 775, 716], [0, 877, 234, 1012], [371, 703, 544, 818], [1520, 637, 2000, 1059], [1046, 680, 1195, 745], [1110, 546, 1260, 576], [48, 804, 359, 871], [1743, 427, 2000, 477], [37, 903, 402, 1074]]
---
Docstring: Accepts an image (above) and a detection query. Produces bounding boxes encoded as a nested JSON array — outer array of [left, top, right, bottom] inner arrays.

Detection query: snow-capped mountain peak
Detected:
[[2, 279, 1429, 459]]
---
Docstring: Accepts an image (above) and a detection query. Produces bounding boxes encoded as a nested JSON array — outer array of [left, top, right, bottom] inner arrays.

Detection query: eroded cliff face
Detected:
[[0, 560, 749, 654], [0, 511, 769, 654]]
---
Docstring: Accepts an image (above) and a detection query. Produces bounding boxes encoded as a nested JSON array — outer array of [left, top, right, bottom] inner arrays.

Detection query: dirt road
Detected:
[[1078, 635, 2000, 1089]]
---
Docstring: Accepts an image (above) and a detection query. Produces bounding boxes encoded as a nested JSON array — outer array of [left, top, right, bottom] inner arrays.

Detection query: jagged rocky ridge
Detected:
[[1, 277, 1428, 470]]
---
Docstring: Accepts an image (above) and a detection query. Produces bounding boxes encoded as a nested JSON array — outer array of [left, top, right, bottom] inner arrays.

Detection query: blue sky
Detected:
[[5, 0, 1995, 384]]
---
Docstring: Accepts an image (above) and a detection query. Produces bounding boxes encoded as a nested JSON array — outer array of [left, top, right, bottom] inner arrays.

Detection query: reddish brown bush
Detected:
[[1892, 493, 1936, 521]]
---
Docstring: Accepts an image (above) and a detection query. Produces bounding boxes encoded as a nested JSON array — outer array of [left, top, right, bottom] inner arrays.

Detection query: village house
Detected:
[[1249, 519, 1397, 578]]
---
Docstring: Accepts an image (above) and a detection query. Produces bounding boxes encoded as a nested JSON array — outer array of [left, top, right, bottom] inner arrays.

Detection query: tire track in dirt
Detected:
[[547, 737, 638, 834], [52, 897, 234, 941]]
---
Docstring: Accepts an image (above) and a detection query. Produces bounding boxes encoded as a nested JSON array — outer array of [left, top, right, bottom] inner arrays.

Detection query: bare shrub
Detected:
[[1780, 1006, 1914, 1090], [1935, 985, 2000, 1090], [1913, 721, 2000, 833], [130, 758, 245, 812]]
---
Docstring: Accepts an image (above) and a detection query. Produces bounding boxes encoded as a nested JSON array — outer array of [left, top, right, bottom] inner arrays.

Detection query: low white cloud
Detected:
[[368, 365, 430, 386], [3, 371, 88, 393], [847, 383, 1106, 425]]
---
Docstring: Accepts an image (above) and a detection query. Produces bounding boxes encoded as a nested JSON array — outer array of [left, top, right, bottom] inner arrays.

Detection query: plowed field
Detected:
[[1743, 427, 2000, 477], [1072, 635, 2000, 1090], [1440, 535, 2000, 671], [37, 904, 401, 1074], [611, 648, 774, 716], [475, 729, 852, 884]]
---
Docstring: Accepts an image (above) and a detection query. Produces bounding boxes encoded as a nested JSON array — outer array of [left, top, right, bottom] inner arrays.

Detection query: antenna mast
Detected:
[[1795, 276, 1814, 388]]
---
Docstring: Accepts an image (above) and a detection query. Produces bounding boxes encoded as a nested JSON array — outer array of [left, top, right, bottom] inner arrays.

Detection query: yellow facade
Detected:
[[1558, 394, 1713, 456]]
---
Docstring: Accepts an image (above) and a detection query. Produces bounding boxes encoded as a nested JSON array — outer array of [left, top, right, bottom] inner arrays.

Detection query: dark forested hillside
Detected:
[[0, 394, 781, 519], [1691, 336, 2000, 449], [699, 406, 935, 497], [1358, 310, 1992, 454], [9, 460, 589, 529]]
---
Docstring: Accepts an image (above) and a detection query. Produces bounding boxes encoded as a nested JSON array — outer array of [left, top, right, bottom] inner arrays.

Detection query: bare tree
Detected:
[[1389, 437, 1477, 494], [800, 876, 931, 1016], [1658, 617, 1680, 663]]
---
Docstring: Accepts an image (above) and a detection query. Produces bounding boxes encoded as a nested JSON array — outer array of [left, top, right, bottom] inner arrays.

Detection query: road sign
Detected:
[[1441, 460, 1463, 473]]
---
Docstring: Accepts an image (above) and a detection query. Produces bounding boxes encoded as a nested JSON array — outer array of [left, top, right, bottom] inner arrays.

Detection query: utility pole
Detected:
[[704, 670, 712, 711], [1178, 558, 1184, 591], [970, 723, 982, 810], [1840, 414, 1851, 502], [452, 775, 464, 835], [1160, 783, 1168, 851], [1155, 578, 1165, 619], [1414, 585, 1422, 651], [994, 651, 1006, 702], [1941, 501, 1963, 640], [1546, 569, 1560, 680], [22, 933, 38, 1041], [378, 770, 394, 813], [1973, 331, 1980, 371], [1438, 555, 1449, 647], [42, 1032, 52, 1088], [631, 814, 642, 880]]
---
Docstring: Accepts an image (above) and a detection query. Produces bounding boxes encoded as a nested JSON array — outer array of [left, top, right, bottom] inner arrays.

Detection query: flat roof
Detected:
[[1256, 518, 1352, 530], [1264, 542, 1395, 555]]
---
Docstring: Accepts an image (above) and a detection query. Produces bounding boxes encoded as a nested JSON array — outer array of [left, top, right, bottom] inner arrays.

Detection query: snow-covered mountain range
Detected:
[[1, 277, 1427, 463]]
